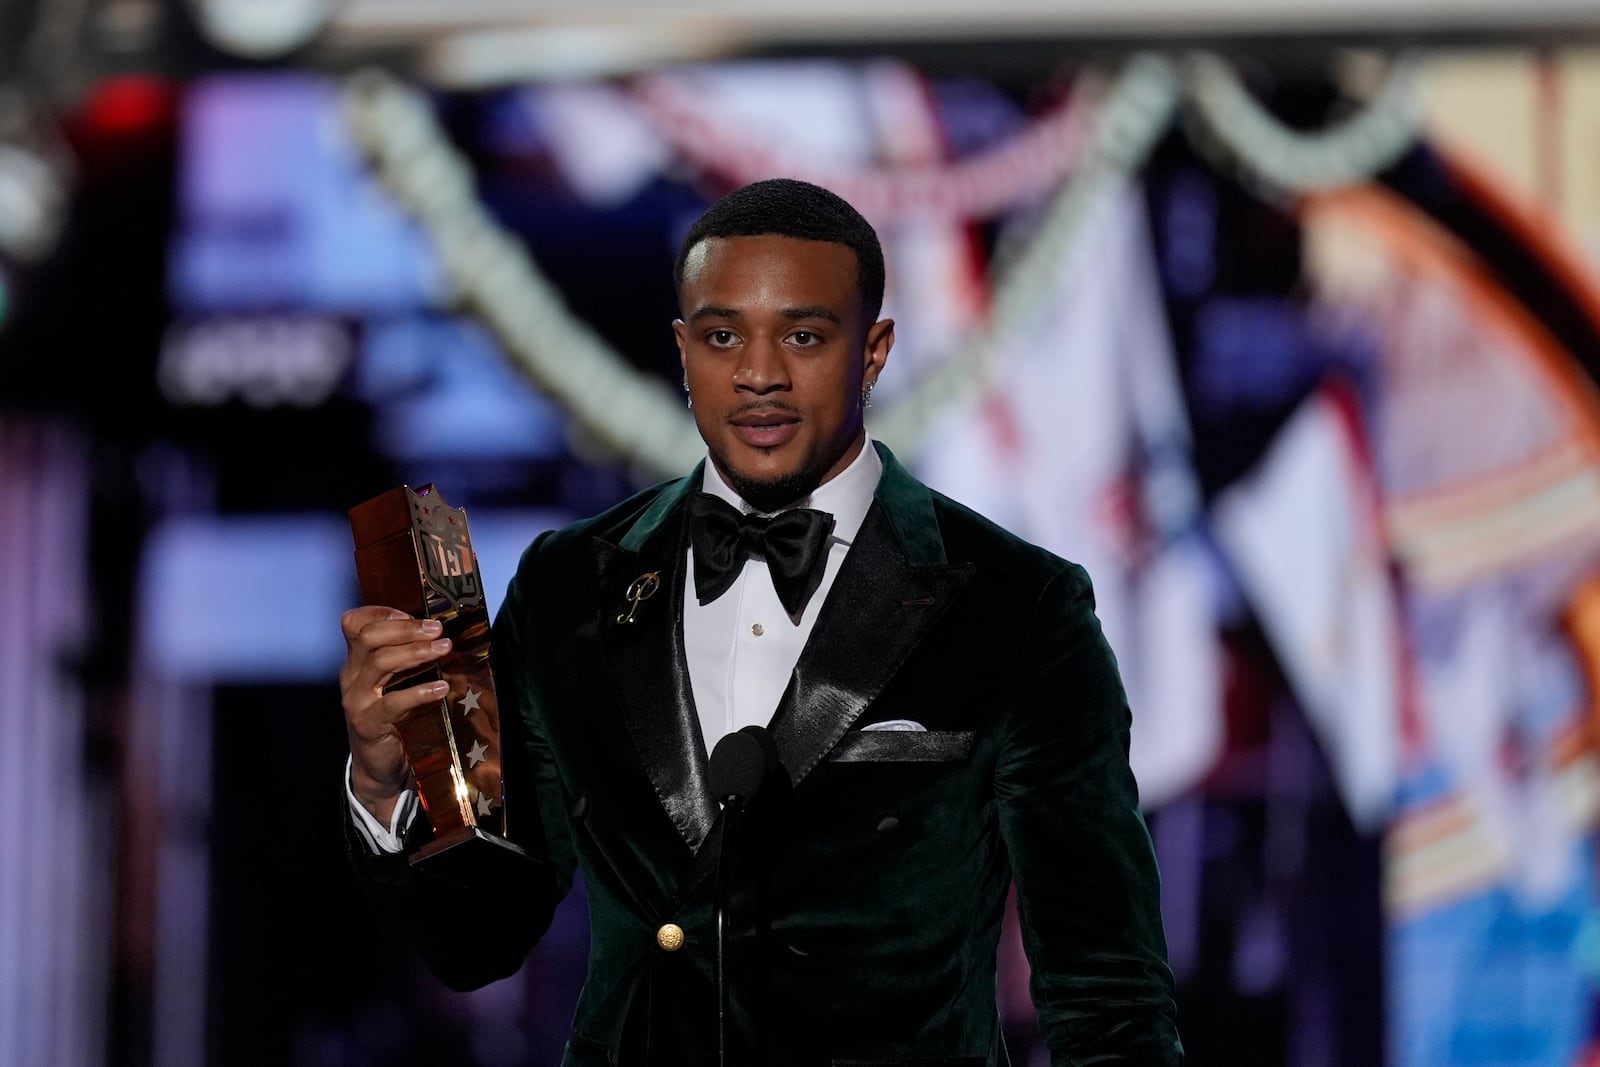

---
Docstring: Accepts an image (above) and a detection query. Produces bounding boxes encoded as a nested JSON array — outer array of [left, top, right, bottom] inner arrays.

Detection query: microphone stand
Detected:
[[715, 790, 745, 1067], [707, 725, 776, 1067]]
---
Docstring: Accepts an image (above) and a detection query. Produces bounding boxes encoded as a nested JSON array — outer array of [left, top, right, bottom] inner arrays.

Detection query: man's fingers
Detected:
[[342, 606, 442, 649], [338, 607, 448, 689], [349, 677, 451, 746], [338, 606, 451, 801], [345, 636, 451, 691], [390, 677, 450, 708], [341, 605, 407, 642]]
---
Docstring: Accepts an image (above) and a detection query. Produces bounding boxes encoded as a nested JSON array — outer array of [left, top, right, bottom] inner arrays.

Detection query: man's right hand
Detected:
[[339, 605, 453, 826]]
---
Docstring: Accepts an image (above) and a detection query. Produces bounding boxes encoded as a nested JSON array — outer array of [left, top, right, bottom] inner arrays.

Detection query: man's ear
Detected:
[[674, 319, 688, 372], [863, 318, 895, 386]]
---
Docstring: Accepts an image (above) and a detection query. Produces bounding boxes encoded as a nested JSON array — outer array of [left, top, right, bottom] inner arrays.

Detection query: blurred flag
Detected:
[[915, 179, 1223, 810], [1210, 382, 1411, 832]]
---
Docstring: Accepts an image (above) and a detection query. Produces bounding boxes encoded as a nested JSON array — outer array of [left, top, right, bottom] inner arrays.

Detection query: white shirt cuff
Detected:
[[345, 754, 418, 854]]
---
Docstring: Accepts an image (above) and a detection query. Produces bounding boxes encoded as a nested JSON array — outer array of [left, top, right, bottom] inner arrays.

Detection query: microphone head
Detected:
[[708, 725, 771, 803]]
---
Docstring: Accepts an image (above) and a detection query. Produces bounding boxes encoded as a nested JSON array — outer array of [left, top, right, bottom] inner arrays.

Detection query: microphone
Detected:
[[707, 725, 779, 1067], [708, 725, 771, 809]]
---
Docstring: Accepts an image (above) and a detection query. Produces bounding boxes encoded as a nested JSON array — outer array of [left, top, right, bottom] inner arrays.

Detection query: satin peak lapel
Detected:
[[594, 483, 718, 854], [770, 500, 972, 789]]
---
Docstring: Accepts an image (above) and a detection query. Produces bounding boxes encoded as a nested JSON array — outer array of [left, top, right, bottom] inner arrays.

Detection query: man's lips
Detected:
[[729, 410, 798, 427], [728, 409, 799, 447]]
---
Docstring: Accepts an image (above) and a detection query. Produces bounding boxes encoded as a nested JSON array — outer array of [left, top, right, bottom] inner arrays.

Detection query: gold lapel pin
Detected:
[[616, 572, 661, 624]]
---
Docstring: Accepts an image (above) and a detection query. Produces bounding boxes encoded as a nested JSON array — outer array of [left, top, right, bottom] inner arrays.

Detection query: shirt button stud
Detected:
[[656, 923, 685, 952], [751, 623, 765, 637]]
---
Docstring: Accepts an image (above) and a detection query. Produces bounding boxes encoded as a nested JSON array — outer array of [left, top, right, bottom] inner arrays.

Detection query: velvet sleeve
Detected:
[[994, 563, 1184, 1064], [342, 533, 576, 992]]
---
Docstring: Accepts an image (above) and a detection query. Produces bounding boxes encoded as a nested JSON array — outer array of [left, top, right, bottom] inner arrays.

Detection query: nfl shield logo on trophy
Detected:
[[410, 489, 483, 609]]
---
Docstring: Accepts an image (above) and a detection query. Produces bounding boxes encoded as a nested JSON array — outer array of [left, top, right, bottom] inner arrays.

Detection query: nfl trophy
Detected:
[[348, 483, 532, 887]]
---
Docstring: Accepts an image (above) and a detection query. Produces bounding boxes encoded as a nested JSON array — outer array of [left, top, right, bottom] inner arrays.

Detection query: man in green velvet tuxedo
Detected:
[[339, 178, 1182, 1065]]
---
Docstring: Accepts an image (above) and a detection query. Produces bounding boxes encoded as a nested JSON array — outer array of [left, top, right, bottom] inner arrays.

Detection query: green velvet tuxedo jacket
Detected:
[[347, 442, 1182, 1066]]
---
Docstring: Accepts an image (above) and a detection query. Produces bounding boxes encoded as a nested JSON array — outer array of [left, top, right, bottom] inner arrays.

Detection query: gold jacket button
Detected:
[[656, 923, 685, 952]]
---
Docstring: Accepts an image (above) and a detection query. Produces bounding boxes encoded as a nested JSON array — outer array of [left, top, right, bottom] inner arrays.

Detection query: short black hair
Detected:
[[673, 178, 886, 323]]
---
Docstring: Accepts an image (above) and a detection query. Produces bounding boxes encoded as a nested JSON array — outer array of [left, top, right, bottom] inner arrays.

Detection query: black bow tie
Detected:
[[687, 492, 835, 616]]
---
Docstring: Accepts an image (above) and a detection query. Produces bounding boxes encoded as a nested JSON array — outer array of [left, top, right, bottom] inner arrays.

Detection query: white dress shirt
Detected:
[[349, 435, 883, 854], [685, 434, 881, 754]]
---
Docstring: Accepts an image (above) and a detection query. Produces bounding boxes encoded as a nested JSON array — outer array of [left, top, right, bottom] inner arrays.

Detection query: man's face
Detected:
[[674, 234, 893, 512]]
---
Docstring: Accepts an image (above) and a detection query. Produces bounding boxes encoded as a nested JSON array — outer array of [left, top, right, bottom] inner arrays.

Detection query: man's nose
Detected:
[[734, 340, 790, 393]]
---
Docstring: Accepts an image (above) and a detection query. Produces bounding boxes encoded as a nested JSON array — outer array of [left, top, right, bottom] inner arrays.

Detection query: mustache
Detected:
[[727, 400, 801, 417]]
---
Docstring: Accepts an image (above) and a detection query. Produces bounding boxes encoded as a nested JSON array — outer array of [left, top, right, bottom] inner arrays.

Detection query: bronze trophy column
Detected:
[[348, 483, 533, 888]]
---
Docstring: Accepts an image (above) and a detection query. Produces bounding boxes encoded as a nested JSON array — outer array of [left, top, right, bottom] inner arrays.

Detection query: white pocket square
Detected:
[[860, 719, 926, 732]]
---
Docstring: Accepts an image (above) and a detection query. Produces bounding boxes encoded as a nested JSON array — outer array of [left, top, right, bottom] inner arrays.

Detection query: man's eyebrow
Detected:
[[686, 305, 743, 323], [686, 305, 843, 324], [781, 306, 842, 324]]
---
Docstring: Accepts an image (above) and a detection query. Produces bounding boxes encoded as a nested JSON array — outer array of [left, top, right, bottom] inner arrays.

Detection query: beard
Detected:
[[721, 463, 817, 514]]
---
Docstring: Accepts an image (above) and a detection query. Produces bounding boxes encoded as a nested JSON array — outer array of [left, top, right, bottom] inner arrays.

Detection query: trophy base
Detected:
[[411, 826, 539, 891]]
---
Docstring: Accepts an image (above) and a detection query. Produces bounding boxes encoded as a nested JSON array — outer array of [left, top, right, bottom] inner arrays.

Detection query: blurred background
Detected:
[[3, 1, 1600, 1065]]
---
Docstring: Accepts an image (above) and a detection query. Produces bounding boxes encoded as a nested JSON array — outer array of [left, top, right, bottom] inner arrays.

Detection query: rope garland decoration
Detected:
[[342, 67, 707, 484], [340, 56, 1179, 479], [1180, 50, 1424, 198], [338, 49, 1422, 482], [873, 52, 1180, 450], [629, 68, 1096, 223]]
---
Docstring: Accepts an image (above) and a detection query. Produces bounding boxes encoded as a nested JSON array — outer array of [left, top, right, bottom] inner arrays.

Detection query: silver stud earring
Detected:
[[861, 381, 875, 409], [683, 374, 692, 409]]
